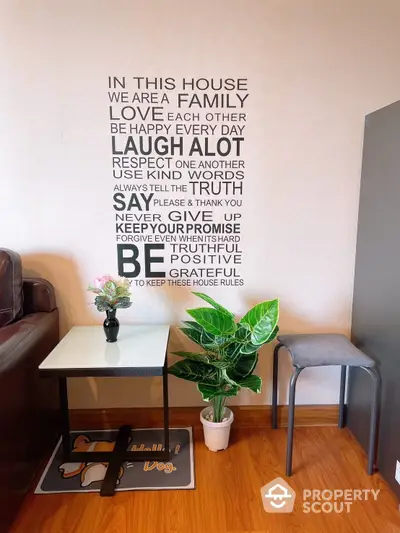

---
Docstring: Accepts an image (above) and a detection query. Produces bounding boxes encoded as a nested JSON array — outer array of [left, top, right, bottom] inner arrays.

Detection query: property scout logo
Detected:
[[261, 478, 296, 513], [261, 478, 380, 514]]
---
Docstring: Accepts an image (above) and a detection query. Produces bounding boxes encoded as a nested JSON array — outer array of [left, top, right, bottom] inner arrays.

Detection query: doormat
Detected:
[[35, 427, 194, 493]]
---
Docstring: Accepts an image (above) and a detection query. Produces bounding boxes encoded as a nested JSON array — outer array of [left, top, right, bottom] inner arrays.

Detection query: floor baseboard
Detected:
[[70, 404, 339, 430]]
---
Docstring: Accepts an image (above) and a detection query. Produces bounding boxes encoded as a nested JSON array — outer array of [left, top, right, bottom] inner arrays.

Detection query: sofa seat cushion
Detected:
[[0, 249, 23, 327], [0, 313, 57, 373], [0, 322, 35, 352]]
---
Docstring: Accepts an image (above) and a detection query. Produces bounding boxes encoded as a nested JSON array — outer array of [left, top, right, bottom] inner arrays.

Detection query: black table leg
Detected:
[[100, 424, 132, 497], [58, 377, 71, 461], [56, 363, 170, 496], [163, 361, 170, 461]]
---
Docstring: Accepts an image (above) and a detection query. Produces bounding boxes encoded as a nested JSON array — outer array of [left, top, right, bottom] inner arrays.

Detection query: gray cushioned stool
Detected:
[[272, 334, 381, 476]]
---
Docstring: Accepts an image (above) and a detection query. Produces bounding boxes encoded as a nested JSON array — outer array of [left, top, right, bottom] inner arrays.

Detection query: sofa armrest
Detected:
[[23, 278, 56, 314]]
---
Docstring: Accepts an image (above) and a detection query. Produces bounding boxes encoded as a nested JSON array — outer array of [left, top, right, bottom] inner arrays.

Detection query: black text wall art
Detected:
[[109, 76, 248, 288]]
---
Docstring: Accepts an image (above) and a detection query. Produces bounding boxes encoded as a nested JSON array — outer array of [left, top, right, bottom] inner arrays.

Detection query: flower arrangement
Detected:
[[88, 275, 132, 312]]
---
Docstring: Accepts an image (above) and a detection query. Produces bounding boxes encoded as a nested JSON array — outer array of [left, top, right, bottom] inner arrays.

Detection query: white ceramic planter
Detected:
[[200, 406, 234, 452]]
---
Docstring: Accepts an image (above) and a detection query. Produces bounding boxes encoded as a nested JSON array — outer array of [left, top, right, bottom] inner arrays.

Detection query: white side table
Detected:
[[39, 325, 170, 496]]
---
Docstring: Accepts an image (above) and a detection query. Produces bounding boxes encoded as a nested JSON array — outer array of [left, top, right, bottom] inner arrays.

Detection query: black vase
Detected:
[[103, 309, 119, 342]]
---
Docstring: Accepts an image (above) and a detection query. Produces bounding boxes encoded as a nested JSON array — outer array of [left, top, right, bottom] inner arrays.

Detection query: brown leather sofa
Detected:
[[0, 249, 59, 532]]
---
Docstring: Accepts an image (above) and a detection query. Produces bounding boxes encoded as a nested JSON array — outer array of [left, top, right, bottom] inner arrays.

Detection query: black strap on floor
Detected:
[[100, 424, 132, 497]]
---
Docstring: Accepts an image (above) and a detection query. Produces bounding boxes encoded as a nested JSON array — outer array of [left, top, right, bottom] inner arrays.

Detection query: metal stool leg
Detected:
[[361, 365, 381, 475], [338, 365, 347, 428], [286, 366, 304, 477], [272, 343, 282, 429]]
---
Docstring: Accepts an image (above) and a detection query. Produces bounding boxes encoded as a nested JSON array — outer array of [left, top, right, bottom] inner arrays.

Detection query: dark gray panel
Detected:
[[349, 100, 400, 498]]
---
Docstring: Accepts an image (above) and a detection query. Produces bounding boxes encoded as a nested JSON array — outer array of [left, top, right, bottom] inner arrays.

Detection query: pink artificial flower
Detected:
[[93, 275, 113, 290]]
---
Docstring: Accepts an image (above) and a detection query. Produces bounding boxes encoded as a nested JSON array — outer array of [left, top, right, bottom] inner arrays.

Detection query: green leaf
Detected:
[[240, 299, 279, 345], [209, 360, 232, 369], [235, 324, 251, 342], [180, 327, 202, 345], [114, 297, 132, 309], [179, 325, 227, 353], [168, 359, 219, 385], [173, 351, 210, 363], [94, 296, 112, 312], [232, 352, 259, 378], [200, 328, 217, 346], [182, 321, 203, 332], [265, 324, 279, 343], [173, 351, 231, 369], [239, 326, 278, 354], [192, 292, 234, 318], [224, 342, 244, 364], [87, 285, 102, 295], [239, 342, 260, 354], [221, 368, 240, 387], [187, 307, 236, 336], [197, 383, 239, 402], [104, 280, 117, 295], [197, 383, 221, 401], [200, 330, 229, 351], [235, 325, 261, 354], [236, 375, 262, 393], [180, 322, 229, 352]]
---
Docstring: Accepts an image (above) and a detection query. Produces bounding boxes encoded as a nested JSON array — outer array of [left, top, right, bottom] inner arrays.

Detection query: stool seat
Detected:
[[277, 333, 375, 368], [272, 332, 381, 477]]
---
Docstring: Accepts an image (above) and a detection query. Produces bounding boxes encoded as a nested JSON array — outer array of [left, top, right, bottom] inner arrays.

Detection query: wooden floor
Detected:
[[11, 427, 400, 533]]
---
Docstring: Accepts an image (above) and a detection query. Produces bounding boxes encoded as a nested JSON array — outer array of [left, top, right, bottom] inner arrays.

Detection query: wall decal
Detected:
[[108, 76, 248, 288]]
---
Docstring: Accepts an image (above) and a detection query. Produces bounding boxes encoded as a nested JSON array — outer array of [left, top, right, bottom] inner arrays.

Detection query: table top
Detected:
[[39, 325, 170, 377]]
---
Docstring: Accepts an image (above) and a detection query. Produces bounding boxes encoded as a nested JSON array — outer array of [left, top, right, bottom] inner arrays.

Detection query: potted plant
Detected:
[[88, 275, 132, 342], [168, 292, 279, 451]]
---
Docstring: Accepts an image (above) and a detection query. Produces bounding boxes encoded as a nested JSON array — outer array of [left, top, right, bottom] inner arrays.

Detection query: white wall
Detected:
[[1, 0, 400, 409]]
